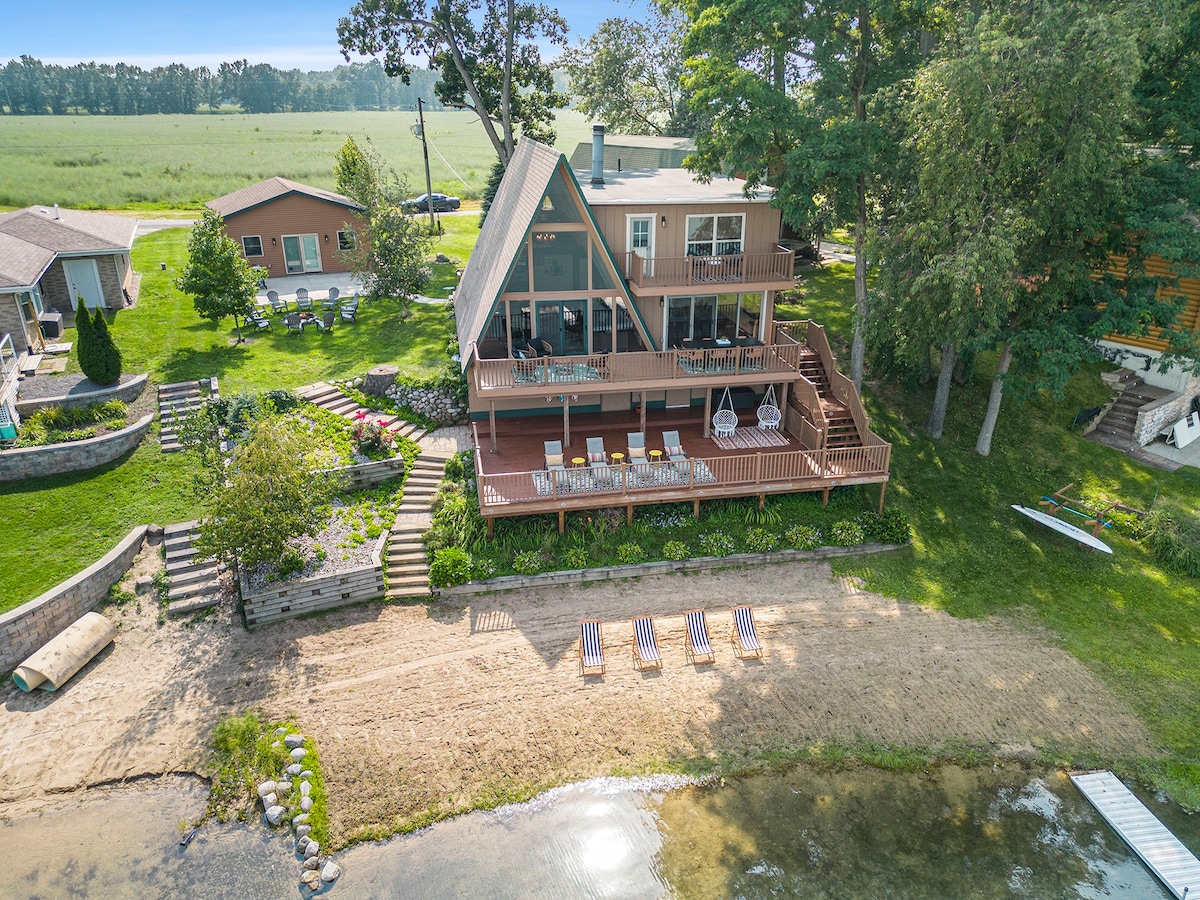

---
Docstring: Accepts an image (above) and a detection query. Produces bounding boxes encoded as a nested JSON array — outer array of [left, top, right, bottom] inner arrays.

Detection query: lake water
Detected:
[[2, 764, 1196, 899]]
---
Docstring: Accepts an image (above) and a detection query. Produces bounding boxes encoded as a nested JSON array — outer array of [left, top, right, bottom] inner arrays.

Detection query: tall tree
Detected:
[[334, 135, 384, 206], [562, 9, 690, 136], [675, 0, 940, 389], [337, 0, 569, 167], [176, 209, 261, 344]]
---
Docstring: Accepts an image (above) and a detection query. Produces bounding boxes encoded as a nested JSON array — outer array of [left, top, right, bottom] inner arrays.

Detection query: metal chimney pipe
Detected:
[[53, 203, 60, 220], [591, 124, 605, 185]]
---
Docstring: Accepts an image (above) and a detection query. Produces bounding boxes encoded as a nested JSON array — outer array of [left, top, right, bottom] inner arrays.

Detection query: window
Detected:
[[242, 235, 264, 257], [337, 230, 356, 251], [16, 289, 43, 325], [686, 214, 744, 257]]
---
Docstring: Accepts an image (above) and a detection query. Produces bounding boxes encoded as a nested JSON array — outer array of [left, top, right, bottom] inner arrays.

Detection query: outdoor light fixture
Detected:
[[271, 237, 277, 246], [534, 232, 556, 242], [659, 297, 664, 308], [324, 234, 329, 242], [660, 215, 667, 228]]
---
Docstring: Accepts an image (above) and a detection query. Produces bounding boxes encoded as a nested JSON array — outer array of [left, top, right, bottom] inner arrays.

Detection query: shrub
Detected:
[[1141, 508, 1200, 578], [562, 547, 589, 569], [88, 306, 122, 386], [662, 540, 689, 560], [786, 524, 823, 550], [699, 531, 736, 557], [616, 543, 645, 565], [351, 411, 397, 459], [745, 528, 779, 553], [830, 520, 866, 546], [276, 546, 307, 578], [472, 556, 499, 580], [444, 452, 469, 482], [513, 550, 543, 575], [857, 509, 912, 545], [429, 547, 473, 587]]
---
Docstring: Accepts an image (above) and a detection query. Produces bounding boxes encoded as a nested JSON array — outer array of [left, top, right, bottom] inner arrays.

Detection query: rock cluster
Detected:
[[260, 726, 340, 893], [337, 376, 466, 426]]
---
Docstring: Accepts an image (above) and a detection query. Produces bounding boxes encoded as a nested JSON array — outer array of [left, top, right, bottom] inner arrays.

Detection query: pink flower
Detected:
[[355, 410, 367, 420]]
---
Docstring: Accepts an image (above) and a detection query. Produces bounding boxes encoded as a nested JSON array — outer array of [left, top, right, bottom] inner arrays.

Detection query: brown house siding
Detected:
[[220, 194, 365, 276], [589, 202, 783, 261]]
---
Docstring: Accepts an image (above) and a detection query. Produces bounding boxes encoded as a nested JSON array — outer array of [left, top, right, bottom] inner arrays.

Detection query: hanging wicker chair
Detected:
[[757, 384, 782, 430], [713, 386, 739, 438]]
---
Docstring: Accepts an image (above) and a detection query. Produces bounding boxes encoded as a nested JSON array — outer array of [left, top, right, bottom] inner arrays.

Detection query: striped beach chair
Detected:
[[684, 609, 715, 665], [578, 620, 605, 675], [731, 605, 763, 659], [631, 615, 663, 670]]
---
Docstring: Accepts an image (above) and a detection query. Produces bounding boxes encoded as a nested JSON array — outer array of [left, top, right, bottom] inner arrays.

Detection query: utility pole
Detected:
[[415, 97, 436, 231]]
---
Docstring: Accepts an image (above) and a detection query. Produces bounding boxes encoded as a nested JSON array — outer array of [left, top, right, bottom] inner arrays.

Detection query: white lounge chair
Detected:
[[579, 620, 606, 675], [731, 605, 763, 659], [684, 609, 715, 665], [631, 615, 662, 670]]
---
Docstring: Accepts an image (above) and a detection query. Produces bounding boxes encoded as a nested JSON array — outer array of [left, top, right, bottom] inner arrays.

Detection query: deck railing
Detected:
[[621, 247, 794, 289], [805, 321, 876, 442], [474, 342, 806, 392], [0, 333, 18, 403], [474, 444, 890, 512]]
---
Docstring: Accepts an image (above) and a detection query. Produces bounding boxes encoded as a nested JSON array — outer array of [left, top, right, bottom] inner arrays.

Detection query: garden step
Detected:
[[163, 521, 198, 537], [165, 543, 199, 562], [168, 563, 223, 587], [388, 554, 427, 568], [168, 579, 218, 602], [386, 581, 431, 597], [386, 562, 429, 576], [167, 595, 221, 617], [163, 532, 193, 550], [327, 400, 361, 416]]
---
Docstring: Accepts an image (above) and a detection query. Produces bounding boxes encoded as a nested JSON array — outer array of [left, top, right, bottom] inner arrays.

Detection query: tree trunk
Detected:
[[927, 343, 956, 439], [851, 174, 868, 390], [364, 364, 399, 397], [974, 340, 1012, 457]]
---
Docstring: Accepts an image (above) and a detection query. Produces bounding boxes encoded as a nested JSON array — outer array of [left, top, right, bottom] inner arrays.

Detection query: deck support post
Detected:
[[693, 498, 700, 518], [558, 510, 565, 534], [626, 504, 633, 525], [778, 381, 788, 418], [821, 488, 830, 507], [640, 391, 646, 434], [758, 493, 765, 511], [488, 402, 497, 453], [703, 389, 712, 438], [487, 517, 495, 538], [878, 480, 887, 513], [563, 396, 570, 447]]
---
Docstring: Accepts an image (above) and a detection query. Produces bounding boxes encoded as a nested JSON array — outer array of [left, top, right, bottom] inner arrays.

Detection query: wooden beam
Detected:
[[563, 396, 570, 447], [878, 480, 887, 513], [558, 510, 565, 534], [487, 516, 495, 538], [703, 387, 712, 438], [488, 402, 497, 453], [626, 504, 633, 525], [693, 497, 700, 518], [822, 488, 830, 507], [640, 390, 646, 434]]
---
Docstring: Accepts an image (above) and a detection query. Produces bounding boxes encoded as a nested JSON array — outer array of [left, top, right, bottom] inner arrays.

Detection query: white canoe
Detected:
[[1011, 505, 1114, 554]]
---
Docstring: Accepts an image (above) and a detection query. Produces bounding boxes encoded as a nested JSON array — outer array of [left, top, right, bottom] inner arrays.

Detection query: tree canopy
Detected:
[[176, 208, 261, 343], [337, 0, 568, 167]]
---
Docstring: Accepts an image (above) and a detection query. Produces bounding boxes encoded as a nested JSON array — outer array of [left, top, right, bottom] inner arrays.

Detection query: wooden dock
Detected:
[[1072, 771, 1200, 899]]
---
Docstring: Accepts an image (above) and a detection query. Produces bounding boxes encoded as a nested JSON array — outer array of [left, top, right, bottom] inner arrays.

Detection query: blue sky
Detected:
[[1, 0, 647, 71]]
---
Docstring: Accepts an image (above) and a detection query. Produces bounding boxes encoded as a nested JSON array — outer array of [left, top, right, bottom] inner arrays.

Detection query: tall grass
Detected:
[[0, 110, 595, 210]]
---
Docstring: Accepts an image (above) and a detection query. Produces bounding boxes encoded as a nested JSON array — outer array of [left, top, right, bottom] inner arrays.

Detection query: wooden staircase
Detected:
[[158, 377, 218, 452], [163, 521, 224, 616], [294, 381, 428, 443], [385, 451, 451, 599], [795, 350, 861, 448]]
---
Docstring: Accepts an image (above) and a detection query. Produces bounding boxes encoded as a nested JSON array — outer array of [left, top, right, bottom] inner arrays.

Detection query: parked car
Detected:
[[405, 193, 461, 213]]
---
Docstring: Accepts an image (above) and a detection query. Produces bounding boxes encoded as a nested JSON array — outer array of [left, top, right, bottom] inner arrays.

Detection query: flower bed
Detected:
[[12, 399, 128, 448]]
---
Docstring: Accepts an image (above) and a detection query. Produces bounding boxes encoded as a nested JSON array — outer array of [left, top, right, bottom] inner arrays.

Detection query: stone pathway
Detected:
[[163, 521, 225, 616], [157, 377, 218, 452]]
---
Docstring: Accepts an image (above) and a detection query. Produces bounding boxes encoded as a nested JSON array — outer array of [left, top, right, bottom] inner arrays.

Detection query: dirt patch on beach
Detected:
[[0, 559, 1155, 842]]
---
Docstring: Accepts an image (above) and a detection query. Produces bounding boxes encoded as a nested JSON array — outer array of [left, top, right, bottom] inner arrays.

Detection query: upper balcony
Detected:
[[617, 247, 795, 296]]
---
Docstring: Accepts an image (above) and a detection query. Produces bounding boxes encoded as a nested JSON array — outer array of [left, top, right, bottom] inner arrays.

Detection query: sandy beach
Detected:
[[0, 548, 1154, 845]]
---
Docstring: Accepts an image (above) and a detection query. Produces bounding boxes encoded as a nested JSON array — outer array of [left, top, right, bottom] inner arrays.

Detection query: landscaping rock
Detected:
[[300, 770, 313, 779], [290, 747, 308, 761], [287, 764, 303, 776], [320, 861, 341, 883], [303, 856, 320, 871], [265, 805, 286, 826], [292, 813, 310, 827], [284, 734, 306, 750], [256, 781, 277, 798], [297, 835, 310, 852], [300, 869, 321, 890], [299, 781, 312, 797], [275, 780, 291, 797], [274, 727, 289, 736], [295, 825, 312, 840], [300, 796, 314, 812], [262, 792, 278, 809], [135, 574, 153, 594], [305, 841, 320, 859]]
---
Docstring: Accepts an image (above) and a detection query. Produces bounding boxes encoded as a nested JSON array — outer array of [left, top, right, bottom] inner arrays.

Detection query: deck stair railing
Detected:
[[0, 333, 18, 404]]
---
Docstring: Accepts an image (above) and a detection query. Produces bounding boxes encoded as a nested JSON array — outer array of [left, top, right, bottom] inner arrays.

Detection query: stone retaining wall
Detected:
[[242, 533, 387, 628], [439, 542, 906, 597], [0, 413, 154, 482], [1134, 374, 1200, 445], [0, 525, 147, 674], [324, 457, 408, 492], [15, 373, 148, 416]]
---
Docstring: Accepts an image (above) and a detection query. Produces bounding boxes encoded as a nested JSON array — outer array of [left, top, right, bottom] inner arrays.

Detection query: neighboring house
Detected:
[[207, 177, 365, 277], [1098, 253, 1200, 445], [455, 130, 890, 532], [0, 205, 137, 356]]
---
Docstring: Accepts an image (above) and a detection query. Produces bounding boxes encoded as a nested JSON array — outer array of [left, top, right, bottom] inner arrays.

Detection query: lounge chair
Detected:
[[579, 620, 606, 675], [267, 290, 287, 314], [631, 615, 663, 670], [314, 310, 335, 333], [246, 310, 271, 331], [323, 287, 340, 309], [544, 440, 566, 472], [627, 432, 647, 462], [283, 313, 303, 334], [684, 609, 715, 665], [340, 296, 359, 322], [731, 605, 763, 659], [295, 288, 313, 312], [585, 437, 609, 472], [662, 431, 687, 461]]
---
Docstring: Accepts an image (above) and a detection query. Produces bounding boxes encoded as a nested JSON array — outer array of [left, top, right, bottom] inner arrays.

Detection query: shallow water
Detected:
[[1, 765, 1197, 899]]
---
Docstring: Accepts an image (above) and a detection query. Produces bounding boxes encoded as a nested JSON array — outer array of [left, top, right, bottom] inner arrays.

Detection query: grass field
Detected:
[[0, 110, 596, 210]]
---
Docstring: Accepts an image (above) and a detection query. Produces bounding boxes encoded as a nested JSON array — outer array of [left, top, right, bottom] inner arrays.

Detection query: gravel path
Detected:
[[15, 373, 136, 403]]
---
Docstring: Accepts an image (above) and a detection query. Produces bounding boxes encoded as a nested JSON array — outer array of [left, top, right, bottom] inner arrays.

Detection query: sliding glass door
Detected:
[[282, 234, 322, 274]]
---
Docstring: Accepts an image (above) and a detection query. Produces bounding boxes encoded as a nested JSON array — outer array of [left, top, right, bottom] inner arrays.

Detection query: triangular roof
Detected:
[[0, 206, 136, 290], [207, 177, 364, 219]]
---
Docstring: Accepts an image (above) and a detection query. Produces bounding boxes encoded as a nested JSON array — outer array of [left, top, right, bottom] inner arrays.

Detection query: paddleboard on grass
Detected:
[[1011, 505, 1114, 554]]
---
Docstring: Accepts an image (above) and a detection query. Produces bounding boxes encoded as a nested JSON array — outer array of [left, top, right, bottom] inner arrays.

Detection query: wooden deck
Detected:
[[470, 410, 890, 528]]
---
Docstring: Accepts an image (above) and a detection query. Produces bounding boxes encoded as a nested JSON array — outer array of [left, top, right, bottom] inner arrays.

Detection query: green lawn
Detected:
[[782, 263, 1200, 805]]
